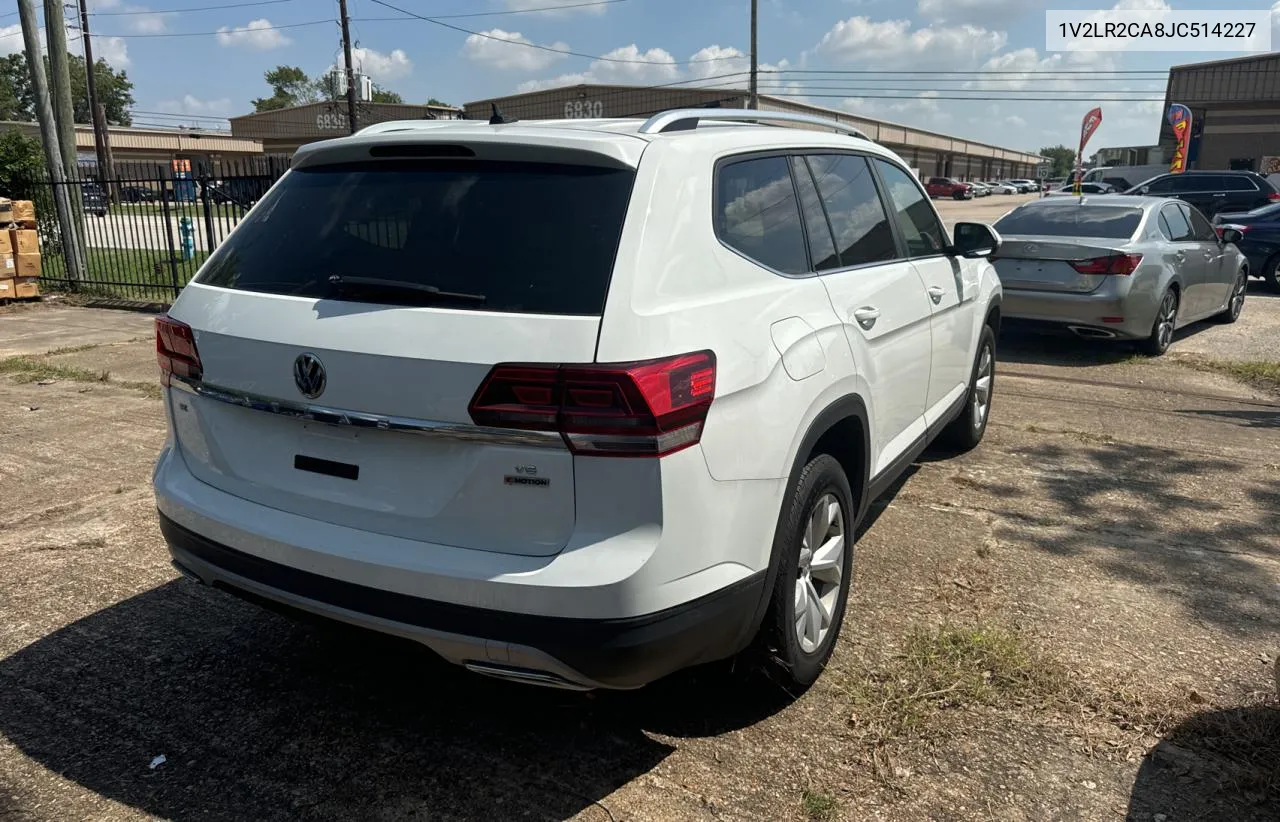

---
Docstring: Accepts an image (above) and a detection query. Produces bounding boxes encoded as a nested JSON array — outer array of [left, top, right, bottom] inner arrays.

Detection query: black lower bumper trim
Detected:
[[157, 512, 765, 688]]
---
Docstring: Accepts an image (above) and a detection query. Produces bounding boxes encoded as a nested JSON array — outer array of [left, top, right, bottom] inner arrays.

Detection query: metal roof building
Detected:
[[1160, 53, 1280, 174], [463, 85, 1043, 179], [0, 120, 264, 163], [229, 101, 464, 154]]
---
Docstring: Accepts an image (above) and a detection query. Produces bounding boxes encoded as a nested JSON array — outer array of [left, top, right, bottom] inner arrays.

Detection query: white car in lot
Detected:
[[152, 109, 1004, 690]]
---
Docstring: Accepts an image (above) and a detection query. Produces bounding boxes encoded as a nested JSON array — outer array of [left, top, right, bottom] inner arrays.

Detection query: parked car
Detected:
[[1081, 164, 1169, 192], [986, 181, 1019, 195], [991, 195, 1248, 355], [80, 182, 107, 217], [1007, 179, 1038, 193], [152, 109, 1005, 691], [1125, 170, 1280, 218], [1212, 202, 1280, 291], [119, 185, 157, 203], [968, 182, 992, 197], [926, 177, 974, 199], [1045, 182, 1116, 197]]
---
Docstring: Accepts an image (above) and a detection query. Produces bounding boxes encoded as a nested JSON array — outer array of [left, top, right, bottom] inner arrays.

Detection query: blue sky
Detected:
[[5, 0, 1279, 154]]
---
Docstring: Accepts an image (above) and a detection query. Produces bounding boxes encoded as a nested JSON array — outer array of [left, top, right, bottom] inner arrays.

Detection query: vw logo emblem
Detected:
[[293, 353, 327, 399]]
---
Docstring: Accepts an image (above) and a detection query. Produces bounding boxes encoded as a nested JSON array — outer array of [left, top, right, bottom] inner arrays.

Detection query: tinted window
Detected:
[[790, 157, 839, 271], [875, 159, 948, 257], [806, 154, 897, 267], [1161, 204, 1193, 241], [993, 205, 1143, 239], [716, 156, 809, 275], [1222, 176, 1259, 192], [1182, 204, 1217, 240], [197, 160, 634, 315], [1179, 175, 1225, 192], [1143, 176, 1176, 194]]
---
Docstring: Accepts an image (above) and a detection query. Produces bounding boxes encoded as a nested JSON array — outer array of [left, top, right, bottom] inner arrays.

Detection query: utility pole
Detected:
[[17, 0, 86, 281], [43, 0, 87, 274], [748, 0, 758, 110], [78, 0, 114, 197], [339, 0, 359, 134]]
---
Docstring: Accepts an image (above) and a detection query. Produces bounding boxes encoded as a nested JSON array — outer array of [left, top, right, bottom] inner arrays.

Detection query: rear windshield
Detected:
[[196, 160, 635, 315], [994, 205, 1143, 239]]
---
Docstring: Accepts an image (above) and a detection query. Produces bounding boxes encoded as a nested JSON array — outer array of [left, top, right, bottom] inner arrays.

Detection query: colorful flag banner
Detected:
[[1168, 104, 1192, 174], [1074, 107, 1103, 194]]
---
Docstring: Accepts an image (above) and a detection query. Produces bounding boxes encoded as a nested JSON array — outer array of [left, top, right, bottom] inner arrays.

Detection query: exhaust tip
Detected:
[[171, 559, 205, 584], [463, 661, 592, 691], [1067, 325, 1117, 340]]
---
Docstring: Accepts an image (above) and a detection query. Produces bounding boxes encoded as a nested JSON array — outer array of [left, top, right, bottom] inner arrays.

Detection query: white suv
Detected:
[[153, 109, 1003, 690]]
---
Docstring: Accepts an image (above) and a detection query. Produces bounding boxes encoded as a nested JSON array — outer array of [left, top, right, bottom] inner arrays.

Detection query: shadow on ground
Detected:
[[997, 438, 1280, 636], [0, 580, 796, 821], [1126, 702, 1280, 821]]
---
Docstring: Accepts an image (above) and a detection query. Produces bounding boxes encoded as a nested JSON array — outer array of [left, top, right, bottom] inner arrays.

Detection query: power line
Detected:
[[365, 0, 734, 64], [90, 18, 334, 38], [355, 0, 626, 22], [88, 0, 297, 14]]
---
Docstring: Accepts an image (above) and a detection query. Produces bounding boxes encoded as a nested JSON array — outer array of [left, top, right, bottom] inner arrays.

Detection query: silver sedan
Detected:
[[990, 195, 1249, 355]]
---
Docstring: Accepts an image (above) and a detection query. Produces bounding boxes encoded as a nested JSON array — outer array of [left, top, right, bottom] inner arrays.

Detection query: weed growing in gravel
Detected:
[[0, 354, 159, 399], [802, 789, 837, 820]]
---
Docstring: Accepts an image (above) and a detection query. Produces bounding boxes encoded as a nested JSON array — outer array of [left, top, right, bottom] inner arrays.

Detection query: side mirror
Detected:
[[1219, 227, 1244, 245], [1138, 186, 1150, 195], [953, 222, 1001, 258]]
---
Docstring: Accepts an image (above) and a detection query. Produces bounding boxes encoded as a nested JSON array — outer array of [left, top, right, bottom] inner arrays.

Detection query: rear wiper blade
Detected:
[[327, 275, 486, 303]]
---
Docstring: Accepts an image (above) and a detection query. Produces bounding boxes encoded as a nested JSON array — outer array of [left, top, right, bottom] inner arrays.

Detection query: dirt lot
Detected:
[[1, 298, 1277, 821]]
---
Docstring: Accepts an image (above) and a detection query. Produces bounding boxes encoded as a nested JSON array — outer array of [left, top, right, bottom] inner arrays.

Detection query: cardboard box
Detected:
[[0, 277, 13, 299], [0, 198, 11, 224], [13, 252, 39, 278], [0, 252, 13, 275], [9, 229, 38, 255], [0, 232, 10, 255], [11, 200, 35, 224], [13, 277, 38, 299]]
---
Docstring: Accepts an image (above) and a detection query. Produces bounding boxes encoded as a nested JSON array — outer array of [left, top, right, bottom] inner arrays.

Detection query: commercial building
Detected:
[[0, 120, 264, 165], [1160, 53, 1280, 173], [1094, 144, 1166, 167], [229, 100, 463, 154], [463, 85, 1042, 180]]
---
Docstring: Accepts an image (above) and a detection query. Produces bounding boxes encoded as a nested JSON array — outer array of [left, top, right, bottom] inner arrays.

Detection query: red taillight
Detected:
[[1068, 253, 1143, 276], [468, 351, 717, 457], [156, 315, 202, 387], [1269, 192, 1280, 202]]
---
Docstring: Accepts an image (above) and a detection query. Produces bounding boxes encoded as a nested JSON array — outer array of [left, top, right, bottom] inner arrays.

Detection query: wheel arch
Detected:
[[738, 394, 870, 651]]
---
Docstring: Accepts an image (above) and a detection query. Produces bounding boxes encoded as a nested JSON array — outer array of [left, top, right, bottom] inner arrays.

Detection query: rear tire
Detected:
[[1140, 288, 1179, 356], [1264, 255, 1280, 293], [939, 325, 996, 451], [1214, 269, 1247, 324], [759, 454, 855, 689]]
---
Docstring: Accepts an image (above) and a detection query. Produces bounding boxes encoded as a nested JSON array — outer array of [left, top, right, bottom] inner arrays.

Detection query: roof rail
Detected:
[[355, 119, 463, 136], [638, 109, 871, 140]]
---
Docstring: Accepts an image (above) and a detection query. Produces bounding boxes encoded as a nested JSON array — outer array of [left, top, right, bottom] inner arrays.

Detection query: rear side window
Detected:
[[994, 205, 1144, 239], [790, 157, 839, 271], [1160, 204, 1193, 241], [805, 154, 897, 268], [716, 156, 809, 275], [875, 159, 948, 256], [196, 160, 635, 315], [1182, 204, 1217, 240], [1222, 176, 1259, 192]]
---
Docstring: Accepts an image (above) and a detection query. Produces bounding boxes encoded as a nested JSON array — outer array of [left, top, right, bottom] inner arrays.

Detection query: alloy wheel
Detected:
[[1230, 272, 1247, 319], [972, 343, 993, 431], [794, 493, 845, 653], [1156, 292, 1177, 350]]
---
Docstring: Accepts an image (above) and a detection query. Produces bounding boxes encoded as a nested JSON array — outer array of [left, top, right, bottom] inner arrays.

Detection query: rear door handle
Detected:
[[852, 307, 881, 329], [1175, 250, 1186, 262], [926, 285, 945, 304]]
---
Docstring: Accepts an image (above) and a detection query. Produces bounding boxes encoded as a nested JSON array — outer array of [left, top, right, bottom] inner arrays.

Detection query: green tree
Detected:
[[371, 88, 402, 104], [251, 65, 318, 112], [426, 97, 451, 107], [0, 52, 134, 125], [0, 128, 59, 254], [1039, 145, 1076, 178]]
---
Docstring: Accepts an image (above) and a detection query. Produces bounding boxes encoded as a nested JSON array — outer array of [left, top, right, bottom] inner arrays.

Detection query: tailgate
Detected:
[[993, 238, 1126, 294]]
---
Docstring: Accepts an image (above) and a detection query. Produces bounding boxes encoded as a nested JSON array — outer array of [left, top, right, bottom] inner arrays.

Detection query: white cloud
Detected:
[[503, 0, 609, 14], [0, 22, 130, 66], [687, 45, 791, 86], [840, 91, 953, 126], [155, 94, 233, 117], [464, 29, 568, 71], [808, 16, 1006, 69], [517, 44, 678, 91], [216, 19, 290, 50], [129, 13, 169, 35], [351, 46, 413, 81]]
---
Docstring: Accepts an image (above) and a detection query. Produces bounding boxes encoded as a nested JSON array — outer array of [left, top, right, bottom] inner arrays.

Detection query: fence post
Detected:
[[160, 190, 182, 301], [198, 173, 217, 256]]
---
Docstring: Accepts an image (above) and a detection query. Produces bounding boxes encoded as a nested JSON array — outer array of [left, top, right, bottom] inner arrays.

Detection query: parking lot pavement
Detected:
[[0, 302, 156, 359], [1, 305, 1277, 821]]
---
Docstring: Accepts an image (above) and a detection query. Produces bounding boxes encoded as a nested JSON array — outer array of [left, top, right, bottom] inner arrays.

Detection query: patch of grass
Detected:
[[840, 624, 1070, 745], [1177, 356, 1280, 396], [802, 789, 837, 821], [0, 354, 158, 398], [45, 343, 101, 356], [42, 247, 209, 303]]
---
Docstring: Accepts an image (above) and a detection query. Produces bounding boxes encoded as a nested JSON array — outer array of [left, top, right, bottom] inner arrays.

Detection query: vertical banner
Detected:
[[1074, 107, 1103, 194], [1168, 104, 1193, 173]]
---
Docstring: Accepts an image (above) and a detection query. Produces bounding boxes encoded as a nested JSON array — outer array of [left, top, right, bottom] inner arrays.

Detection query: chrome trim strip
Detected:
[[639, 108, 872, 140], [169, 377, 566, 449]]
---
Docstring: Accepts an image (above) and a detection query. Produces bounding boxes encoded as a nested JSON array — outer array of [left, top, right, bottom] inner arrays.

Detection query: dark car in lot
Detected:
[[1126, 170, 1280, 218], [1213, 202, 1280, 291], [119, 185, 156, 203], [80, 182, 107, 217]]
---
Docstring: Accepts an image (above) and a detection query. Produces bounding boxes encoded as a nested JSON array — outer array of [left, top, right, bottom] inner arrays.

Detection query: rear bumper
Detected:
[[1002, 288, 1153, 339], [160, 512, 766, 689]]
